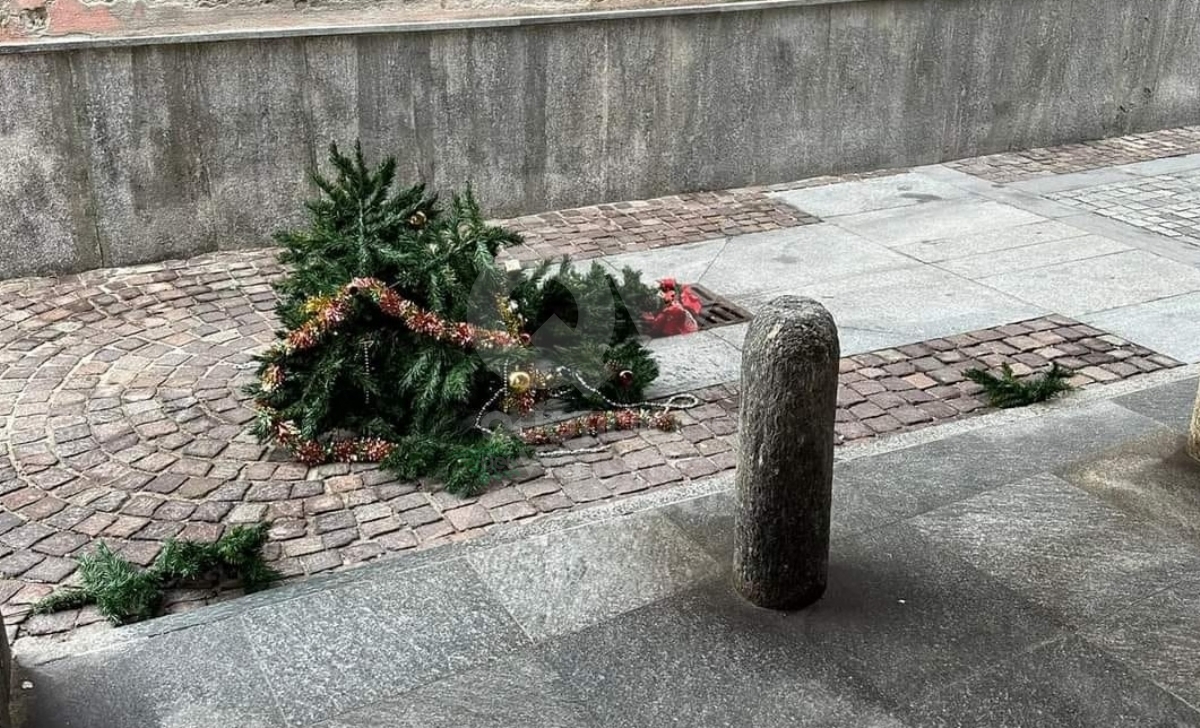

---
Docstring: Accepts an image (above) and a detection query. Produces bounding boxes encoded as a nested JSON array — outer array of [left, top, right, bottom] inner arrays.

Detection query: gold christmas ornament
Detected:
[[409, 210, 427, 228], [508, 371, 532, 393]]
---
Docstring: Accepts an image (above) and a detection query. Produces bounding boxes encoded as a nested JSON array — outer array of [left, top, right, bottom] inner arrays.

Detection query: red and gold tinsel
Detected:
[[518, 408, 678, 446], [274, 277, 522, 357]]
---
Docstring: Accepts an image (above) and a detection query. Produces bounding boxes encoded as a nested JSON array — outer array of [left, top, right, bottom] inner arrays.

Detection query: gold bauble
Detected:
[[508, 371, 532, 393]]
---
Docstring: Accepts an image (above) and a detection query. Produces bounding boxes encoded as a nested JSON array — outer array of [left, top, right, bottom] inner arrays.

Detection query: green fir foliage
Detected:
[[250, 142, 662, 495], [34, 525, 278, 625], [965, 362, 1074, 409]]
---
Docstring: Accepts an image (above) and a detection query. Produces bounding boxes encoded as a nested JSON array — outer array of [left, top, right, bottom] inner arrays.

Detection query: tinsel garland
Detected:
[[258, 408, 678, 465], [518, 408, 678, 445], [272, 277, 524, 359]]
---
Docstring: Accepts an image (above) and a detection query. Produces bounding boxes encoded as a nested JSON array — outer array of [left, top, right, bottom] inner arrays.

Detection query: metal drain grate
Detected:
[[689, 284, 754, 331]]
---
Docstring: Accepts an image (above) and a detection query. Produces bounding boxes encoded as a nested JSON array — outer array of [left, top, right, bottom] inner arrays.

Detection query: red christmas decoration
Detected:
[[644, 279, 703, 337]]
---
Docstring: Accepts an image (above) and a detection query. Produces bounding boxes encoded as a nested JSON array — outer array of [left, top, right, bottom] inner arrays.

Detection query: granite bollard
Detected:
[[733, 296, 839, 609]]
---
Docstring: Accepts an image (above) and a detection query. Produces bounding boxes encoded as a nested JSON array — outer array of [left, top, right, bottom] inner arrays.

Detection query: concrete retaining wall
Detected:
[[2, 0, 1200, 278]]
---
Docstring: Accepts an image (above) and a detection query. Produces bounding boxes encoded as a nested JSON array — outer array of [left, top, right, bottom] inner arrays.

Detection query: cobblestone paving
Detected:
[[834, 317, 1178, 442], [0, 251, 1180, 638], [500, 187, 820, 262], [947, 126, 1200, 183], [1047, 170, 1200, 246]]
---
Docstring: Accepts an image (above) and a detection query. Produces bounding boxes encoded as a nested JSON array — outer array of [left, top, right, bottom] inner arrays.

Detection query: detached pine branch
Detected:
[[965, 362, 1075, 409], [33, 524, 278, 625]]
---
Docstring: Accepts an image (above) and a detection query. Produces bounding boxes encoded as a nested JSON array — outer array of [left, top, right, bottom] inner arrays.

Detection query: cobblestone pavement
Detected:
[[0, 249, 1180, 638], [1047, 170, 1200, 246], [500, 187, 819, 262], [947, 126, 1200, 183], [5, 126, 1200, 640]]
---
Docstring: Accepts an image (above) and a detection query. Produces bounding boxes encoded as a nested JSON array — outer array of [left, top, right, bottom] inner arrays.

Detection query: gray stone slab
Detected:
[[834, 325, 928, 357], [241, 559, 529, 725], [1115, 153, 1200, 178], [598, 237, 726, 286], [699, 224, 915, 298], [1080, 576, 1200, 710], [468, 511, 720, 641], [938, 234, 1131, 280], [1008, 167, 1143, 195], [981, 250, 1200, 317], [313, 653, 594, 728], [906, 636, 1200, 727], [644, 331, 741, 396], [892, 220, 1090, 263], [1060, 431, 1200, 545], [1113, 377, 1200, 431], [540, 582, 910, 727], [788, 524, 1066, 706], [909, 164, 1084, 219], [659, 491, 734, 565], [910, 473, 1200, 626], [1082, 292, 1200, 363], [25, 619, 284, 728], [1058, 212, 1200, 269], [770, 172, 974, 218], [832, 199, 1047, 248], [781, 265, 1045, 350], [832, 399, 1164, 535], [706, 321, 748, 350]]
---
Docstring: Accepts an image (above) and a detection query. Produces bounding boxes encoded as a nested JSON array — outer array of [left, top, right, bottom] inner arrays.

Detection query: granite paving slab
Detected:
[[981, 250, 1200, 317], [313, 654, 595, 728], [239, 559, 529, 725], [1059, 431, 1200, 545], [1083, 292, 1200, 363], [909, 473, 1200, 626], [830, 199, 1046, 248], [791, 524, 1066, 707], [1113, 376, 1200, 430], [937, 234, 1131, 280], [906, 637, 1200, 728], [24, 618, 284, 728], [889, 219, 1090, 263], [786, 265, 1045, 350], [1080, 576, 1200, 710], [770, 171, 973, 218], [695, 224, 914, 299], [539, 581, 912, 728], [467, 511, 720, 641]]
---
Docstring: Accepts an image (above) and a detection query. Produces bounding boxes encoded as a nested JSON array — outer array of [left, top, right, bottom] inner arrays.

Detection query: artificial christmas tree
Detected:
[[249, 143, 683, 495]]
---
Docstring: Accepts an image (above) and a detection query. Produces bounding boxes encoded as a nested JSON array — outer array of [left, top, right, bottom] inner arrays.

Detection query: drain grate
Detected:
[[688, 284, 754, 331]]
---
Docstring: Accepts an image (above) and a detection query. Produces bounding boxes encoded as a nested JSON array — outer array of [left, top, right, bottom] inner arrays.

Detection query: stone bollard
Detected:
[[734, 296, 839, 610]]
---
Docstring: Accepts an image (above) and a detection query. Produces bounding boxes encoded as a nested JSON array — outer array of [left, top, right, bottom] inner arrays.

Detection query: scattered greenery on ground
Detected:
[[965, 362, 1074, 409], [33, 524, 278, 625], [247, 143, 662, 495]]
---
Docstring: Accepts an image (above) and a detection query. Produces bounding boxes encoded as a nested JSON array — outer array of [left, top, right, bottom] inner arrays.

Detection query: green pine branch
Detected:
[[34, 524, 278, 625], [965, 362, 1074, 409]]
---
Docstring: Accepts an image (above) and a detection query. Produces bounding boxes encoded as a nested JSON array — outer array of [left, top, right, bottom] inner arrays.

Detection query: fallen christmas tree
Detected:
[[249, 143, 695, 496]]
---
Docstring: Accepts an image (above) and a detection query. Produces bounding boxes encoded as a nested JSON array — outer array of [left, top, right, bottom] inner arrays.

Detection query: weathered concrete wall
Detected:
[[2, 0, 1200, 278]]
